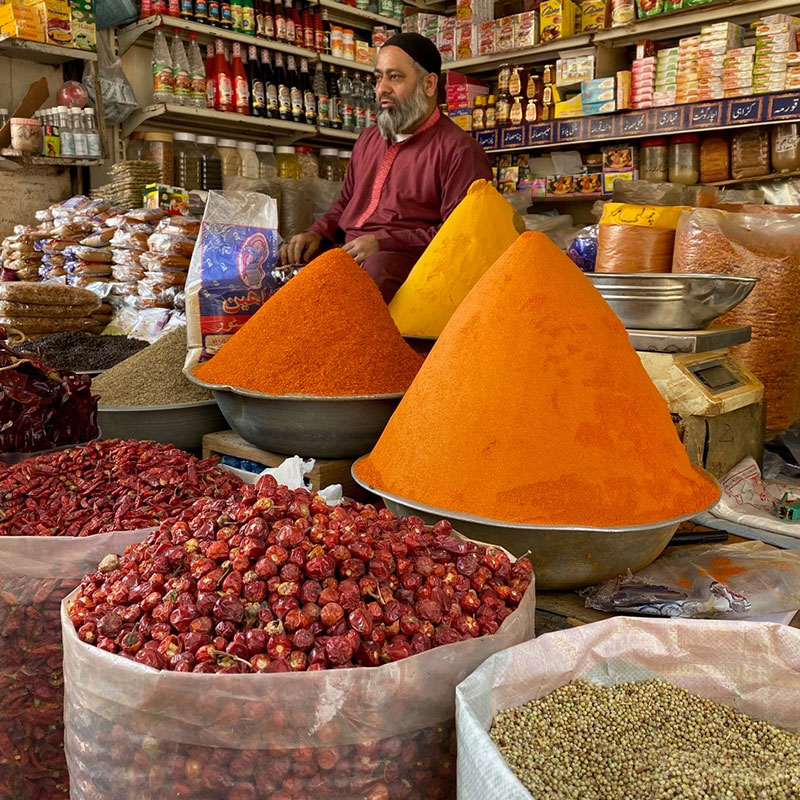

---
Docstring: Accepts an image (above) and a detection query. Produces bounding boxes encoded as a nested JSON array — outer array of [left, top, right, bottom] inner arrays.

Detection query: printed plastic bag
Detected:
[[456, 617, 800, 800], [94, 0, 137, 29], [672, 208, 800, 431], [62, 560, 535, 800], [185, 191, 279, 369], [82, 33, 137, 125], [0, 528, 155, 800], [581, 540, 800, 618]]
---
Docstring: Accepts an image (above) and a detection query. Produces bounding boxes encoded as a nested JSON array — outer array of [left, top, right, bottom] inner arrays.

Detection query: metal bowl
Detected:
[[588, 273, 757, 330], [352, 461, 720, 590], [97, 401, 225, 452], [187, 375, 402, 459]]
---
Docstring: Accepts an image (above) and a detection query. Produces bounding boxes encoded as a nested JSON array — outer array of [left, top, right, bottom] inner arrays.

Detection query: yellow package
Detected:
[[600, 202, 691, 229], [554, 93, 584, 118], [0, 0, 45, 41], [389, 180, 523, 338]]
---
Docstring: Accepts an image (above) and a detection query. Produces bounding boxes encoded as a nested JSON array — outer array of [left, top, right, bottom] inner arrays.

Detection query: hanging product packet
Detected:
[[456, 617, 800, 800], [185, 191, 280, 370]]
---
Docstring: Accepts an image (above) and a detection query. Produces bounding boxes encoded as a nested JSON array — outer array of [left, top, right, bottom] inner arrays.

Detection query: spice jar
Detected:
[[640, 137, 668, 182], [771, 123, 800, 173], [197, 135, 223, 190], [668, 134, 699, 186], [237, 140, 260, 178], [10, 117, 43, 154], [319, 148, 341, 181], [338, 149, 352, 179], [276, 145, 301, 178], [143, 131, 174, 183], [126, 131, 146, 161], [217, 138, 242, 178], [256, 143, 278, 179], [731, 128, 770, 179], [496, 93, 511, 127], [296, 145, 319, 178], [497, 64, 512, 95], [699, 133, 730, 184], [172, 131, 201, 190]]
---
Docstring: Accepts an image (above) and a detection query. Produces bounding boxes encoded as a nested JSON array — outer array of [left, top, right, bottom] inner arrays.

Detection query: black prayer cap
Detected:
[[382, 32, 442, 76]]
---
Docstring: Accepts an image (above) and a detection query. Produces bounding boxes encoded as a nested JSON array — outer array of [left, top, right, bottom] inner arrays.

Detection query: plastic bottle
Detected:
[[173, 131, 202, 189], [58, 105, 75, 157], [275, 145, 301, 178], [319, 148, 341, 180], [217, 138, 242, 177], [170, 28, 191, 106], [83, 108, 102, 158], [214, 39, 233, 112], [152, 27, 174, 103], [339, 70, 354, 132], [338, 149, 351, 179], [314, 60, 329, 127], [255, 143, 278, 178], [238, 140, 260, 178], [232, 42, 250, 114], [197, 135, 223, 189], [71, 107, 88, 157], [188, 33, 206, 109]]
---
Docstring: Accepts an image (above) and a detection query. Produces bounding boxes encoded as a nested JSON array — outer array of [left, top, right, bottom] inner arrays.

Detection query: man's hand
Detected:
[[342, 234, 380, 265], [280, 231, 322, 265]]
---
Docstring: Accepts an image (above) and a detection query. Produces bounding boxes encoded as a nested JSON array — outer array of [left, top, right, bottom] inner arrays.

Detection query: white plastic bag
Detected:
[[582, 540, 800, 618], [456, 617, 800, 800], [62, 566, 535, 800], [0, 528, 155, 800]]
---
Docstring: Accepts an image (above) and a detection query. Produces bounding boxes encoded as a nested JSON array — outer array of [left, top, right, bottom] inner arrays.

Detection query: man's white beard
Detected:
[[377, 81, 430, 139]]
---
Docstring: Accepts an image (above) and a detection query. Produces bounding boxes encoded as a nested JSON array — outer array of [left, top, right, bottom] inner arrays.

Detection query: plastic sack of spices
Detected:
[[672, 208, 800, 431], [456, 617, 800, 800], [581, 540, 800, 618], [0, 527, 155, 800], [62, 560, 535, 800], [185, 190, 280, 368]]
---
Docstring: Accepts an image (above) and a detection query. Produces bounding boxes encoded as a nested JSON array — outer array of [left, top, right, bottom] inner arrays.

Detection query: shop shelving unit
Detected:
[[0, 35, 98, 64]]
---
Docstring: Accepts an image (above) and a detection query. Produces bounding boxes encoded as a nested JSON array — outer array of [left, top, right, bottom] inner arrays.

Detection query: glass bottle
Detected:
[[248, 44, 265, 116], [314, 60, 329, 127], [208, 0, 221, 25], [170, 28, 191, 106], [220, 0, 233, 28], [321, 7, 331, 53], [295, 145, 318, 177], [313, 2, 323, 52], [319, 147, 341, 180], [231, 0, 243, 32], [274, 52, 290, 121], [353, 74, 366, 132], [232, 42, 250, 114], [152, 27, 174, 104], [302, 1, 314, 49], [241, 0, 254, 33], [287, 55, 303, 123], [205, 43, 216, 109], [214, 39, 233, 112], [339, 69, 354, 132], [262, 0, 275, 37], [495, 92, 511, 127], [338, 149, 351, 179], [195, 0, 208, 21], [188, 33, 206, 109], [274, 0, 286, 40], [471, 96, 485, 130], [127, 131, 146, 161], [262, 49, 278, 119], [59, 105, 75, 157], [485, 94, 496, 128], [292, 0, 303, 47], [284, 0, 296, 42], [328, 64, 341, 129], [71, 107, 88, 157], [83, 108, 102, 158], [180, 0, 194, 19], [300, 58, 316, 125]]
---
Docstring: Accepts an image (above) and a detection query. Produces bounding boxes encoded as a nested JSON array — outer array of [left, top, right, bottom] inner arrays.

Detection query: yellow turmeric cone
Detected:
[[389, 179, 522, 338]]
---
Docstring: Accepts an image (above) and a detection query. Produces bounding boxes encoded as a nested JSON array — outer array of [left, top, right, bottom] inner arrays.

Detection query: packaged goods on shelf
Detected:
[[610, 0, 635, 27], [581, 0, 608, 32], [0, 0, 45, 42], [68, 0, 96, 51], [540, 0, 578, 43]]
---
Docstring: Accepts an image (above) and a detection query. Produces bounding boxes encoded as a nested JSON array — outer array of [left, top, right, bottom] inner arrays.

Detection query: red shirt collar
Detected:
[[386, 106, 441, 144]]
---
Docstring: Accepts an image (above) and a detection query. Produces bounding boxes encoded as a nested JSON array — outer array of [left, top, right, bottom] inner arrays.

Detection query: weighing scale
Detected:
[[629, 325, 765, 478]]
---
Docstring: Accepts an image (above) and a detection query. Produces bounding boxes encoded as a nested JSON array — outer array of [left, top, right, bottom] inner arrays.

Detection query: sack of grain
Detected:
[[456, 617, 800, 800], [672, 208, 800, 431], [0, 282, 99, 308], [0, 301, 99, 319]]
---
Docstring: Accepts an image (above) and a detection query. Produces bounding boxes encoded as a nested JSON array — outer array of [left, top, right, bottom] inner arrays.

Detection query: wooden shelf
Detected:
[[321, 53, 374, 73], [446, 35, 592, 74], [0, 36, 97, 64], [319, 0, 401, 29], [707, 168, 800, 186], [314, 127, 361, 142], [0, 152, 105, 167]]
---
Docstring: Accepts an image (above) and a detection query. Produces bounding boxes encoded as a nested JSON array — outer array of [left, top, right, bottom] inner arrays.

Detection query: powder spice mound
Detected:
[[193, 249, 425, 397], [356, 232, 719, 528]]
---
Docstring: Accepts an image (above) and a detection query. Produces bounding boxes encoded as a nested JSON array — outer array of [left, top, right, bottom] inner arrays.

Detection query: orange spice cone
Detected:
[[355, 232, 719, 527], [193, 249, 424, 397]]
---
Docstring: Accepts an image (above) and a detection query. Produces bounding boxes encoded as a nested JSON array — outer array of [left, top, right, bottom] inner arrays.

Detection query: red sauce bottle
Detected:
[[214, 38, 233, 112], [232, 42, 250, 115]]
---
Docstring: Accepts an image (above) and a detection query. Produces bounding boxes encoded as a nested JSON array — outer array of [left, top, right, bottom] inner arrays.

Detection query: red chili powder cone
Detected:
[[194, 249, 424, 396], [355, 232, 720, 527]]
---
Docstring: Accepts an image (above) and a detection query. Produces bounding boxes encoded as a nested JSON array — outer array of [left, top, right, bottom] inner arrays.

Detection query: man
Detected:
[[279, 32, 492, 301]]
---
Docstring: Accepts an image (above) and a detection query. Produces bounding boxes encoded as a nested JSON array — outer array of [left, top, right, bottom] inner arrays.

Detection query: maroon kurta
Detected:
[[309, 108, 492, 299]]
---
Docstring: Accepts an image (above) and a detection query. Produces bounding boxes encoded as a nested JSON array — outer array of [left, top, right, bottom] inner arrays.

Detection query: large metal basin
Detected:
[[588, 273, 757, 330], [188, 375, 402, 459], [352, 461, 720, 590], [97, 401, 225, 452]]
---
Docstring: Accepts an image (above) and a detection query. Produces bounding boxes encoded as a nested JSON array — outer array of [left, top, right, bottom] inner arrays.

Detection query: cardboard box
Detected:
[[514, 10, 538, 49], [602, 143, 638, 170], [583, 99, 615, 114], [603, 170, 638, 193], [448, 108, 473, 130], [546, 175, 574, 194], [616, 69, 631, 109], [478, 19, 494, 55], [540, 0, 576, 42], [580, 0, 607, 31], [554, 92, 584, 117], [456, 0, 493, 23], [455, 21, 478, 59], [495, 15, 516, 51], [0, 1, 45, 42], [37, 0, 72, 47], [557, 53, 595, 86]]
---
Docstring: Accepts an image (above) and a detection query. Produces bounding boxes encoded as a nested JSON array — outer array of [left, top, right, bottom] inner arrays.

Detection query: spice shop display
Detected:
[[0, 327, 97, 456], [91, 162, 161, 211], [0, 282, 101, 338], [62, 476, 535, 800], [194, 249, 424, 396], [389, 180, 522, 339], [15, 331, 149, 373], [0, 440, 241, 800], [457, 618, 800, 800], [356, 232, 719, 527], [93, 326, 211, 406], [673, 208, 800, 431]]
